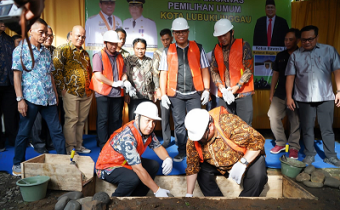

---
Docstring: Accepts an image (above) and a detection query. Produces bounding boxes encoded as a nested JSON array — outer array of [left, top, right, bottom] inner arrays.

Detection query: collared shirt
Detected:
[[285, 43, 340, 102], [266, 15, 276, 37], [119, 48, 130, 59], [96, 122, 161, 178], [0, 32, 14, 86], [52, 42, 93, 97], [92, 49, 126, 98], [44, 45, 56, 57], [12, 41, 57, 106], [152, 47, 164, 76], [210, 40, 254, 97], [186, 113, 265, 176], [125, 55, 159, 100]]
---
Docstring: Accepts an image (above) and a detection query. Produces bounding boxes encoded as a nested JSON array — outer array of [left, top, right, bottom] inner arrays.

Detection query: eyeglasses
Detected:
[[301, 36, 316, 43], [46, 34, 54, 39], [174, 30, 188, 35]]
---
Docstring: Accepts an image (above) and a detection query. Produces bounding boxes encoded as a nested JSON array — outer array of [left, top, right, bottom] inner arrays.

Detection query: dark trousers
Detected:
[[103, 158, 159, 197], [218, 94, 253, 126], [160, 103, 171, 144], [30, 113, 53, 151], [297, 101, 337, 158], [197, 156, 268, 197], [96, 96, 124, 148], [205, 94, 219, 111], [169, 92, 201, 155], [58, 97, 65, 126], [0, 86, 19, 148], [13, 101, 66, 165], [128, 98, 150, 121]]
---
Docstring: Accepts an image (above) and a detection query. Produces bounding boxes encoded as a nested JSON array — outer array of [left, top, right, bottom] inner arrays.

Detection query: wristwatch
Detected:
[[16, 96, 24, 102], [240, 157, 249, 166], [236, 83, 242, 89]]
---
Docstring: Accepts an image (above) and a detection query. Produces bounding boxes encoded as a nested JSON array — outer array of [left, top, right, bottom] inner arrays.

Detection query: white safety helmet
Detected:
[[185, 109, 210, 141], [213, 19, 234, 37], [134, 102, 161, 121], [171, 17, 190, 31], [103, 30, 122, 43]]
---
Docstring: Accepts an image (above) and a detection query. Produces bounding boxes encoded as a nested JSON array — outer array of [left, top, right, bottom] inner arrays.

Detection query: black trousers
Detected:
[[103, 158, 159, 197], [197, 156, 268, 197], [30, 112, 53, 151], [218, 94, 253, 126], [160, 103, 171, 144], [169, 92, 201, 155], [297, 101, 337, 158], [96, 96, 124, 148], [128, 98, 150, 121], [0, 86, 19, 148]]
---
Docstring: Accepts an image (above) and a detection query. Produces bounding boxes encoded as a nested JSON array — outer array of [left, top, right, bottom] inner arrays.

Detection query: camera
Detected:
[[0, 0, 23, 23]]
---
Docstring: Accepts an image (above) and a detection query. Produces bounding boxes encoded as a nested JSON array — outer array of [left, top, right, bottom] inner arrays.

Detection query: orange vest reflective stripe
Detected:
[[89, 49, 124, 96], [166, 41, 204, 96], [214, 39, 254, 97], [194, 106, 247, 163], [96, 121, 152, 170]]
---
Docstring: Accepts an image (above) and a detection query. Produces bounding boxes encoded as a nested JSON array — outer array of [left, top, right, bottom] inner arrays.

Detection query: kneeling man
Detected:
[[184, 107, 268, 197], [96, 102, 173, 197]]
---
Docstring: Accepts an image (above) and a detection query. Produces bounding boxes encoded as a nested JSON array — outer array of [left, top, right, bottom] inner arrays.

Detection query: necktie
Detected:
[[267, 18, 272, 46], [133, 20, 136, 28], [108, 16, 112, 26]]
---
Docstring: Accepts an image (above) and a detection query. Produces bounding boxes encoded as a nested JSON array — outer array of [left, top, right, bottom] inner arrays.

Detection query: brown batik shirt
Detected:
[[210, 39, 254, 98], [186, 113, 265, 176]]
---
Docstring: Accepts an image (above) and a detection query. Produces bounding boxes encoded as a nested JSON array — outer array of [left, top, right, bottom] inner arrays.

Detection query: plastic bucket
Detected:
[[16, 176, 50, 202], [280, 157, 306, 179]]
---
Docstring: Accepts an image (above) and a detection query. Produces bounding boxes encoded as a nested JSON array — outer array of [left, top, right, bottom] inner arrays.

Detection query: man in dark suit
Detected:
[[253, 0, 289, 47]]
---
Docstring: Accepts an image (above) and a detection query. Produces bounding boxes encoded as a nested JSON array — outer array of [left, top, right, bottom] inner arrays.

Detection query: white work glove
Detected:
[[185, 194, 193, 197], [201, 90, 210, 105], [229, 161, 247, 185], [154, 187, 171, 197], [161, 95, 171, 109], [112, 81, 124, 88], [123, 80, 136, 97], [162, 157, 173, 175], [128, 86, 136, 97], [221, 88, 235, 105]]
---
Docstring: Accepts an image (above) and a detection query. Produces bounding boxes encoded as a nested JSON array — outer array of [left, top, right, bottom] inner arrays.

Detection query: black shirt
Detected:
[[272, 49, 292, 100]]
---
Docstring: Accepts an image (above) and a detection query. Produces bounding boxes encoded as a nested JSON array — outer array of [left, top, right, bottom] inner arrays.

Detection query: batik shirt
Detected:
[[210, 40, 254, 98], [12, 41, 57, 106], [186, 113, 265, 175], [125, 55, 159, 100], [52, 42, 92, 97], [0, 32, 14, 86], [96, 122, 161, 178]]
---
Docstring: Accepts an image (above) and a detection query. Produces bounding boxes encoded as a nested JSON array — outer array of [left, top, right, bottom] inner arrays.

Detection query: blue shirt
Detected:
[[0, 32, 14, 86], [285, 43, 340, 102], [12, 41, 57, 106]]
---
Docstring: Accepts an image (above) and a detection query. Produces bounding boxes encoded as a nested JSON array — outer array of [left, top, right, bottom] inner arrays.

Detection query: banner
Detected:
[[85, 0, 291, 89]]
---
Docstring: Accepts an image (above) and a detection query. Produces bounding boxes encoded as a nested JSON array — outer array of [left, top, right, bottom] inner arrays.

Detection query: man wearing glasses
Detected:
[[184, 107, 267, 197], [253, 0, 289, 47], [123, 0, 157, 49], [159, 18, 210, 162], [85, 0, 122, 50], [286, 25, 340, 167]]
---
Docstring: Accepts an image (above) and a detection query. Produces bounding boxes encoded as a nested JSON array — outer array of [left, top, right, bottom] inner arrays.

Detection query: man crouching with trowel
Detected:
[[184, 107, 268, 197], [96, 102, 173, 197]]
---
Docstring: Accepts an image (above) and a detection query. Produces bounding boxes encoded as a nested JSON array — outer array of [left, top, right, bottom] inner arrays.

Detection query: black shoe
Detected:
[[173, 153, 186, 162], [34, 148, 49, 154]]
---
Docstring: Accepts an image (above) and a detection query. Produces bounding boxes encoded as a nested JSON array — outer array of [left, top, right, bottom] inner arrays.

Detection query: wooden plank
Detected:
[[23, 163, 83, 191], [23, 154, 45, 163], [282, 175, 317, 200]]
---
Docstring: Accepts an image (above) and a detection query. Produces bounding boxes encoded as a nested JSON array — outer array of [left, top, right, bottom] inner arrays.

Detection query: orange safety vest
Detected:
[[89, 49, 124, 96], [194, 106, 247, 163], [166, 41, 204, 96], [214, 39, 254, 97], [96, 121, 152, 170]]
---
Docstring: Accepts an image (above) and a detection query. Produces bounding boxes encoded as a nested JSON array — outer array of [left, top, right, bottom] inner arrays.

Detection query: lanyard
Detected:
[[99, 12, 116, 31]]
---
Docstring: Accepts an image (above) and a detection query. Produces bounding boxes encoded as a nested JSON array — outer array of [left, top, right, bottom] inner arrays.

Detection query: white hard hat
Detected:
[[213, 19, 234, 37], [171, 17, 190, 31], [134, 102, 161, 121], [185, 109, 210, 141], [103, 30, 122, 43]]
